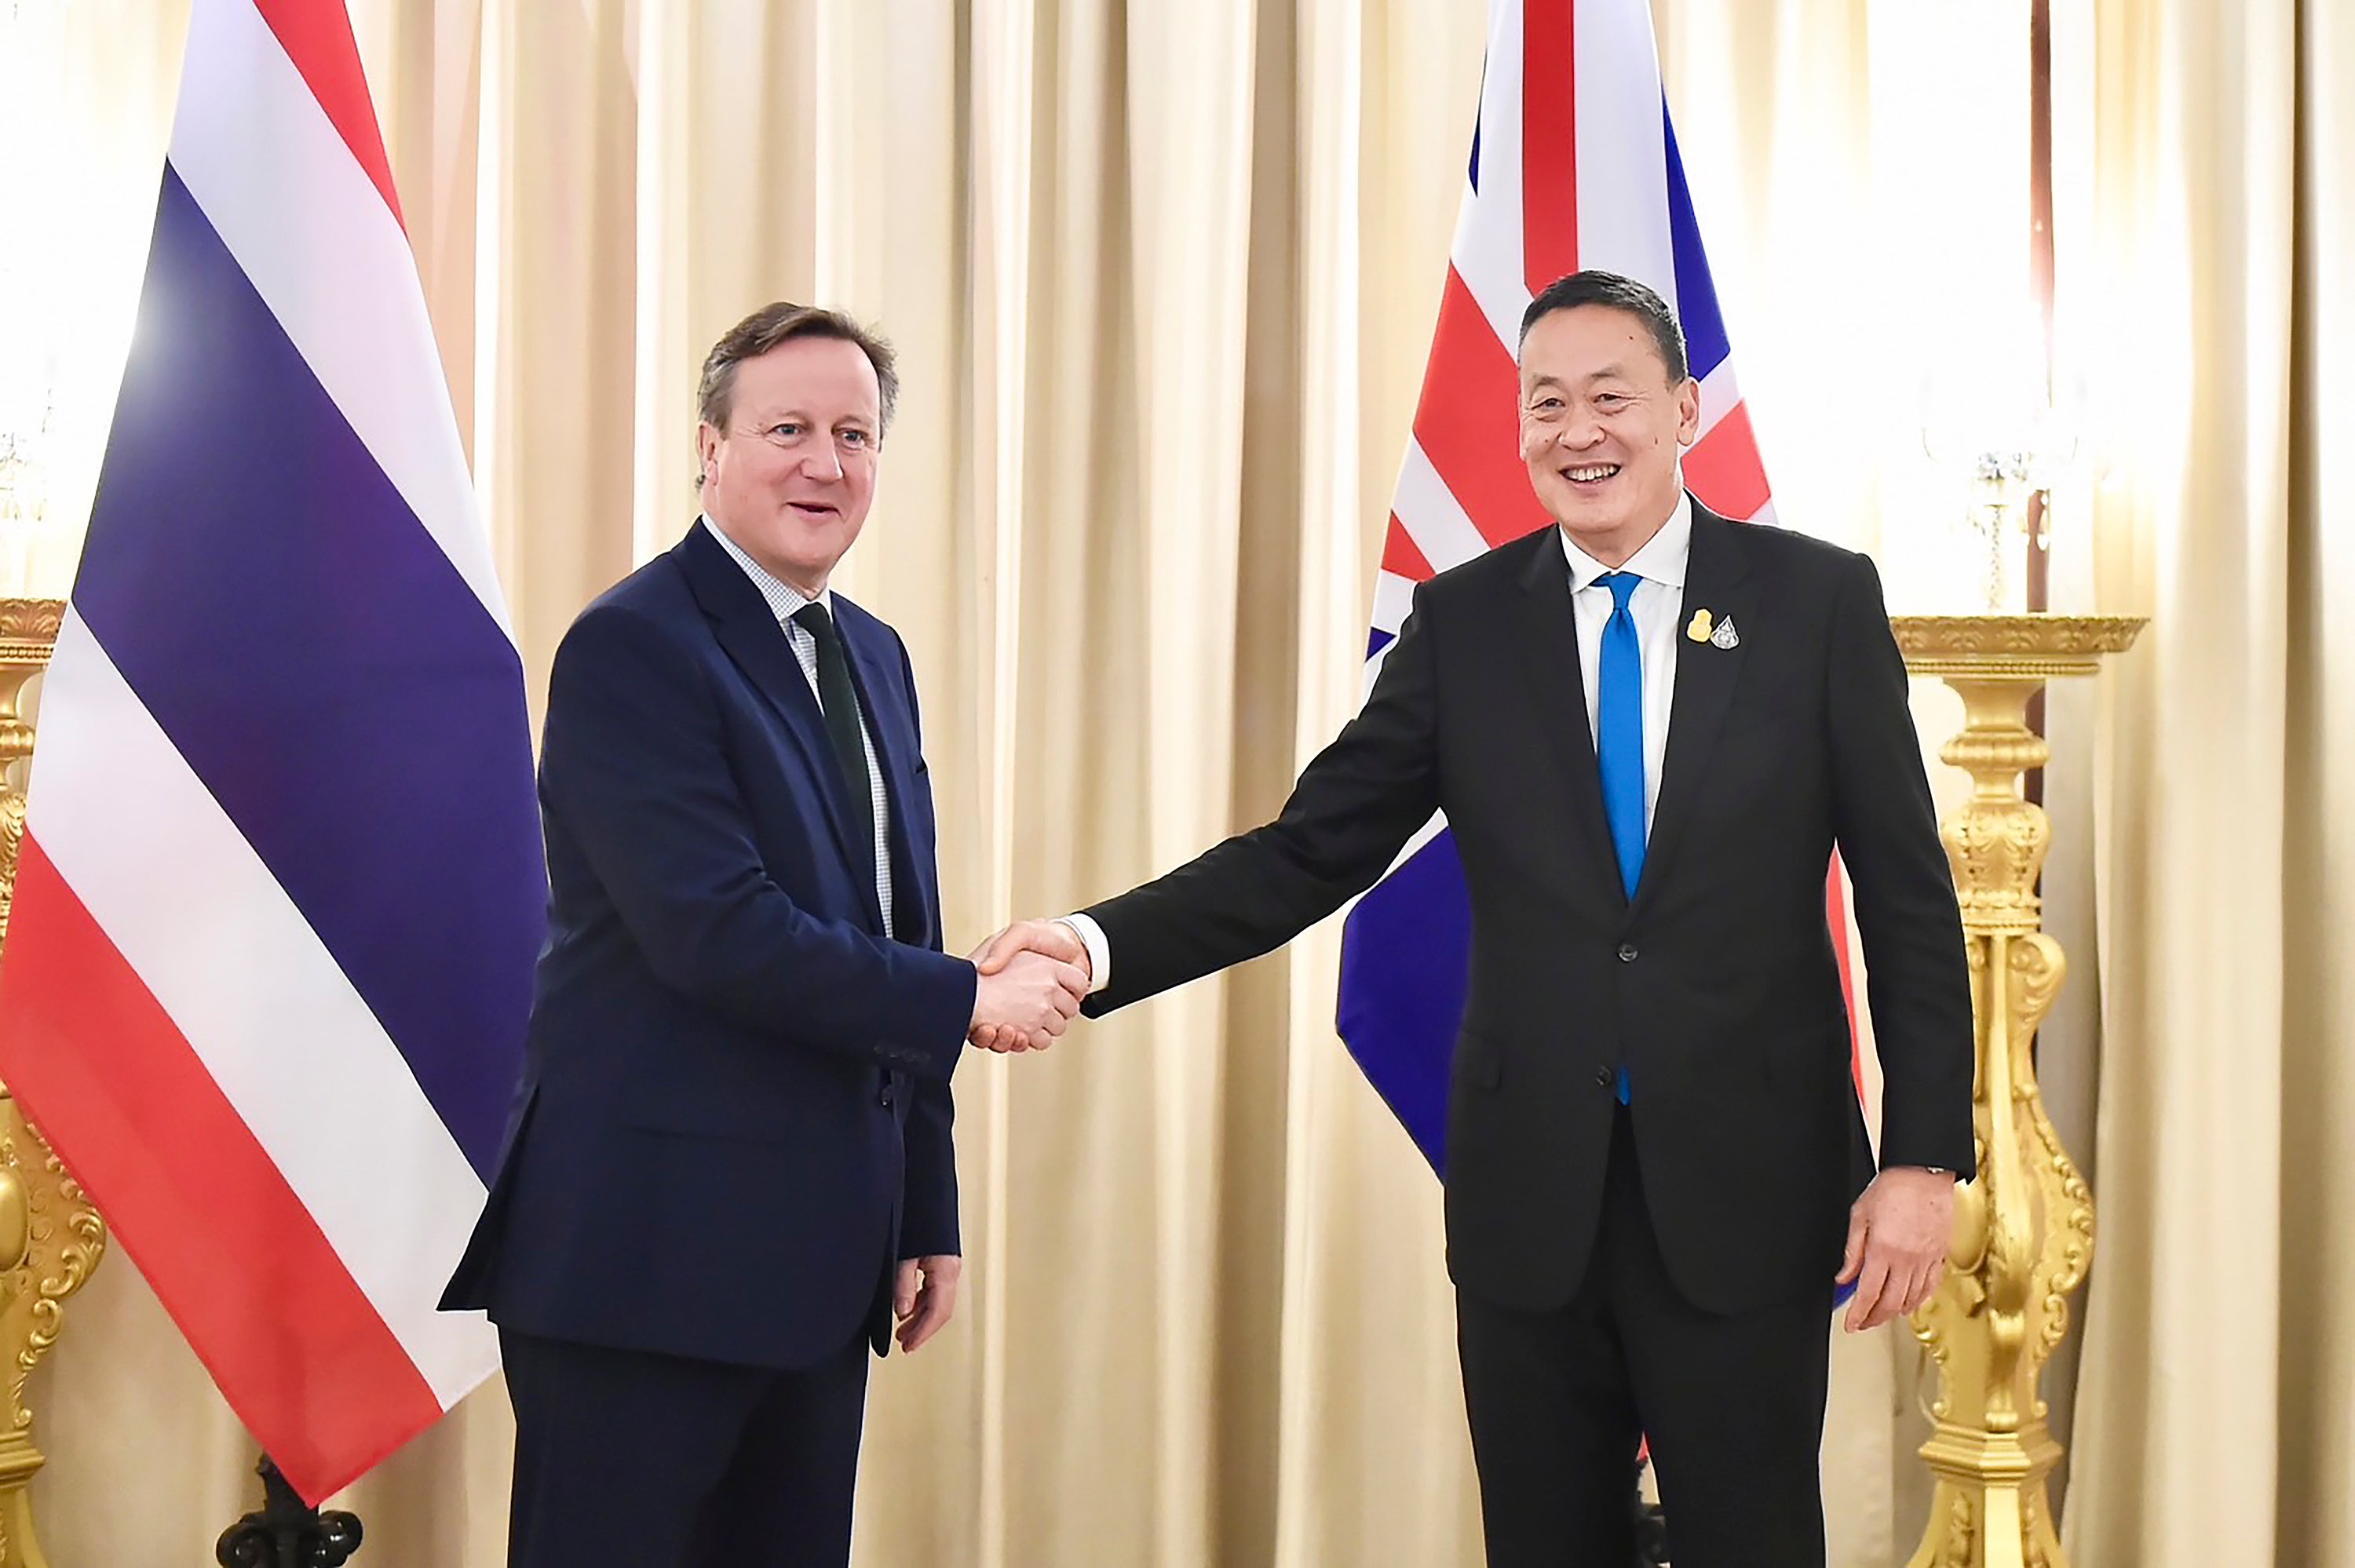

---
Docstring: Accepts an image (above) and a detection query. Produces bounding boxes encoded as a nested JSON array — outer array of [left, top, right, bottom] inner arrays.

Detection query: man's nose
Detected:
[[799, 443, 845, 482], [1560, 413, 1606, 449]]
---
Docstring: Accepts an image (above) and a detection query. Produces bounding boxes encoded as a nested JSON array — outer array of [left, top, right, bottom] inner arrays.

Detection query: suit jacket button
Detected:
[[879, 1086, 896, 1109], [1616, 943, 1638, 963], [1594, 1066, 1613, 1088]]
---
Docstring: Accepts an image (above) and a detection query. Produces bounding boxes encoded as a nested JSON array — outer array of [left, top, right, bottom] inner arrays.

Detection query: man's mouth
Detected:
[[1561, 464, 1621, 487], [788, 500, 839, 519]]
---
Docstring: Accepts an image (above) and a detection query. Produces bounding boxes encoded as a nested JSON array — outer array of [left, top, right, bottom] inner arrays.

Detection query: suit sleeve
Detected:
[[1082, 584, 1443, 1016], [1825, 553, 1977, 1178], [540, 601, 976, 1079], [893, 631, 960, 1256]]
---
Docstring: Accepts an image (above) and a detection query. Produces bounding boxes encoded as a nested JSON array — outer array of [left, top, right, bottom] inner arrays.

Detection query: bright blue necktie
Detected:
[[1595, 571, 1645, 1104], [1595, 571, 1647, 896]]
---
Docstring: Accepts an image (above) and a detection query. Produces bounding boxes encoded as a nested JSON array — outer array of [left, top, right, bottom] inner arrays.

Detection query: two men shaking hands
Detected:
[[450, 273, 1973, 1568]]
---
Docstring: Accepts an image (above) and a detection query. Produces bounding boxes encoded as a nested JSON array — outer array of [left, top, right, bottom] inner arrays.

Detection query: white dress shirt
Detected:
[[1060, 494, 1695, 994], [1562, 491, 1690, 836], [701, 516, 895, 939]]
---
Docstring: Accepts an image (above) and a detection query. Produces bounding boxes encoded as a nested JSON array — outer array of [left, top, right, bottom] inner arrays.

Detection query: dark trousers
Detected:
[[501, 1327, 870, 1568], [1457, 1109, 1833, 1568]]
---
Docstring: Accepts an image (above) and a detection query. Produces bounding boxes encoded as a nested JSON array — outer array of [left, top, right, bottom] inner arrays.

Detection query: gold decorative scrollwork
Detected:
[[1889, 614, 2146, 659], [1937, 1493, 1977, 1568], [0, 796, 21, 944], [1890, 614, 2149, 682], [23, 1131, 104, 1375], [0, 604, 63, 650], [2021, 1491, 2056, 1568]]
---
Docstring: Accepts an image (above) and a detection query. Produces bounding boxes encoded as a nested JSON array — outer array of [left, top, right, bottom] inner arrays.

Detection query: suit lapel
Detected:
[[1507, 531, 1622, 892], [837, 602, 936, 946], [1631, 503, 1755, 916], [674, 526, 881, 924]]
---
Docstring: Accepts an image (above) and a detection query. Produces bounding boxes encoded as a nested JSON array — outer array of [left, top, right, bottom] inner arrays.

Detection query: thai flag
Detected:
[[1338, 0, 1873, 1173], [0, 0, 542, 1503]]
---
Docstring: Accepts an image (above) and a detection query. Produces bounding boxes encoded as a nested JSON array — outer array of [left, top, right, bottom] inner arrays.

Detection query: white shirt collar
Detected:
[[1557, 490, 1694, 594], [699, 513, 833, 619]]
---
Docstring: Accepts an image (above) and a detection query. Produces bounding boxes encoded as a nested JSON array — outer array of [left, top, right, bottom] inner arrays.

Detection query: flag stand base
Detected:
[[214, 1455, 363, 1568]]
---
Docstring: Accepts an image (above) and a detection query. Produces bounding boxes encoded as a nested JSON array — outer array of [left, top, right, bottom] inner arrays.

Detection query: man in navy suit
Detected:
[[444, 303, 1088, 1568]]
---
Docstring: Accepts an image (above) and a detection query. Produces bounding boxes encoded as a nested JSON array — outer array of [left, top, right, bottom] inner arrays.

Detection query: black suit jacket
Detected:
[[444, 523, 977, 1366], [1081, 504, 1973, 1315]]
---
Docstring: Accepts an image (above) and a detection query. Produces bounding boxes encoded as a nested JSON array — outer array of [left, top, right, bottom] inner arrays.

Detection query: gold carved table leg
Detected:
[[0, 600, 108, 1568], [1889, 614, 2144, 1568]]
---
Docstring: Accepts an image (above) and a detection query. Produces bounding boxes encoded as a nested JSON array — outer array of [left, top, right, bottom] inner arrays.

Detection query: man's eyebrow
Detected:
[[1522, 366, 1640, 391]]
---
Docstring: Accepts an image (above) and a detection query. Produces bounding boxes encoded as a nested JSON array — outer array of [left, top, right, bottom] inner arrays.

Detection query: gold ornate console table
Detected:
[[0, 599, 107, 1568], [1891, 612, 2145, 1568]]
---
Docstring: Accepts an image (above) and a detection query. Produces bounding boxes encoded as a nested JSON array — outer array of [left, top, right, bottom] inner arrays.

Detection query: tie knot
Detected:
[[791, 602, 834, 638], [1597, 571, 1642, 611]]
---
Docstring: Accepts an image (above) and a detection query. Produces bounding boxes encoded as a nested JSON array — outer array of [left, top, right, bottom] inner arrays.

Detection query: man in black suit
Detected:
[[975, 272, 1975, 1566], [443, 303, 1088, 1568]]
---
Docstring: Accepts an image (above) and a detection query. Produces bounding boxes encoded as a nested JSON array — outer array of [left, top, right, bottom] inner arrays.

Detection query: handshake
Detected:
[[964, 918, 1093, 1053]]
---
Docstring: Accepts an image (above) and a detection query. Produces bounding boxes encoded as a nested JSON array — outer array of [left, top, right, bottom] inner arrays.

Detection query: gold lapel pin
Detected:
[[1685, 608, 1714, 644]]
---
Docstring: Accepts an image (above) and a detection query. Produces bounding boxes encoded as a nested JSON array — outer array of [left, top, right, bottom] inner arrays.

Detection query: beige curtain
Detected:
[[22, 0, 2327, 1564], [2052, 0, 2355, 1563]]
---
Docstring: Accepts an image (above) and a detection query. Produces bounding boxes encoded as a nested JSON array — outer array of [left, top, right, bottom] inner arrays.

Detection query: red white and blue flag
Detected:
[[1338, 0, 1871, 1172], [0, 0, 541, 1502]]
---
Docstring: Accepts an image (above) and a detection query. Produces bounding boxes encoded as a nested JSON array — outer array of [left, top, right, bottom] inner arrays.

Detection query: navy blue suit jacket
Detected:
[[444, 522, 977, 1368]]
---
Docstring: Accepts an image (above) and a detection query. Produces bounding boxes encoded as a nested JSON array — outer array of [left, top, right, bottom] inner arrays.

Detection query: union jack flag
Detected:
[[1337, 0, 1875, 1177]]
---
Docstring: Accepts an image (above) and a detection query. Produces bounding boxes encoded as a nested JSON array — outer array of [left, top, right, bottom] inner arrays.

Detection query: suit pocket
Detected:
[[1452, 1032, 1504, 1089]]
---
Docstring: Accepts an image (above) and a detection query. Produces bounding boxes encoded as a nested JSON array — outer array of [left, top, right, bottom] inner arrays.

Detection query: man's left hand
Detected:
[[1836, 1167, 1955, 1333], [893, 1253, 962, 1353]]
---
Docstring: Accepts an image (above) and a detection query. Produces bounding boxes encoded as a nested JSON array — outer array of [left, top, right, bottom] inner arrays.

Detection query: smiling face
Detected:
[[1517, 303, 1700, 567], [696, 334, 882, 597]]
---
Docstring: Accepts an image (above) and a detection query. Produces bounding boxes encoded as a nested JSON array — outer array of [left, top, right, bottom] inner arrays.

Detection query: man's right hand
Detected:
[[967, 946, 1087, 1052]]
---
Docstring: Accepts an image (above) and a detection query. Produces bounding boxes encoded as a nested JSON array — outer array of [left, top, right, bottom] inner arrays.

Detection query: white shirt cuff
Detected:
[[1055, 913, 1111, 995]]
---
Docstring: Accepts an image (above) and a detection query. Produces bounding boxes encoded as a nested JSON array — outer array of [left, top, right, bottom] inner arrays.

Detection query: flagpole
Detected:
[[213, 1455, 362, 1568]]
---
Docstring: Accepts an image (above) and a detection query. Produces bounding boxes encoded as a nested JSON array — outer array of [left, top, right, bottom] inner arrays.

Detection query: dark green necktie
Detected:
[[790, 602, 875, 876]]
